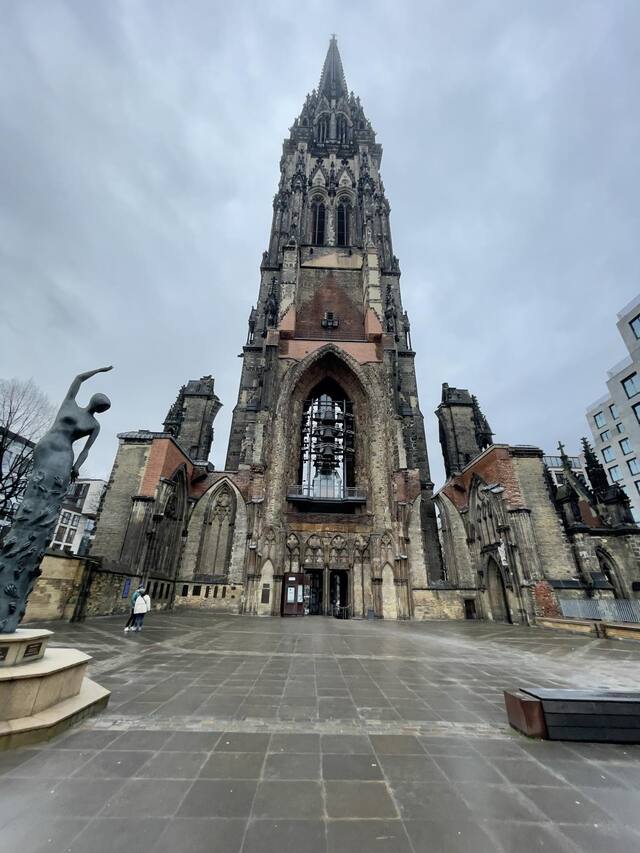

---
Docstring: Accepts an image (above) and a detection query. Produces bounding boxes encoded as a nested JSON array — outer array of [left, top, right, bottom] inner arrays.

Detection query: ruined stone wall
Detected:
[[91, 440, 150, 564], [173, 580, 243, 614], [412, 588, 466, 620], [23, 553, 86, 623], [513, 454, 577, 581], [181, 477, 249, 585]]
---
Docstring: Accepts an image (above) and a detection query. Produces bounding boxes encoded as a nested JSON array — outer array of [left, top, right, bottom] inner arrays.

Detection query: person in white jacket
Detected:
[[131, 588, 151, 631]]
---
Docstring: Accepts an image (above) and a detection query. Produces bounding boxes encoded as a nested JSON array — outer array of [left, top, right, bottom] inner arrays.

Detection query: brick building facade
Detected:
[[434, 384, 640, 624]]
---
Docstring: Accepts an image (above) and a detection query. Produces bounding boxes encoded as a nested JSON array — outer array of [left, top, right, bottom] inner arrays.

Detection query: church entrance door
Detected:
[[281, 573, 305, 616], [307, 570, 324, 615], [330, 569, 350, 618], [486, 559, 511, 623]]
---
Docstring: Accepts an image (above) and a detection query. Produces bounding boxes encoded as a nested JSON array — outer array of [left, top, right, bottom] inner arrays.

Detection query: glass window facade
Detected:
[[630, 313, 640, 340], [622, 373, 640, 398], [620, 437, 632, 455], [634, 403, 640, 423], [594, 411, 606, 428], [609, 465, 623, 482], [617, 422, 625, 433], [610, 402, 620, 419], [629, 458, 640, 476], [600, 430, 611, 442], [602, 446, 615, 463]]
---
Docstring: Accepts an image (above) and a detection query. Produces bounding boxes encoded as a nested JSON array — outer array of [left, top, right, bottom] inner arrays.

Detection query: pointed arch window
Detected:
[[336, 115, 348, 144], [336, 199, 351, 247], [311, 198, 326, 245], [317, 117, 328, 143], [298, 379, 355, 499]]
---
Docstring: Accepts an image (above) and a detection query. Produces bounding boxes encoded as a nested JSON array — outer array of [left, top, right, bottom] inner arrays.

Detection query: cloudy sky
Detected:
[[1, 0, 639, 489]]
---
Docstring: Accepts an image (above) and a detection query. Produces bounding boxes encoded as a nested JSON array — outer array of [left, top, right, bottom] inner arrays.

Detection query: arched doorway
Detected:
[[597, 549, 623, 599], [486, 557, 511, 623]]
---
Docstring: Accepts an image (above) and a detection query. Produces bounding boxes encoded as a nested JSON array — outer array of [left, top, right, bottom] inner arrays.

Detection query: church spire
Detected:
[[318, 35, 348, 100]]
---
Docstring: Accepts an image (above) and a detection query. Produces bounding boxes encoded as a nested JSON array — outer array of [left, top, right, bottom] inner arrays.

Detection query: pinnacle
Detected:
[[318, 34, 348, 100]]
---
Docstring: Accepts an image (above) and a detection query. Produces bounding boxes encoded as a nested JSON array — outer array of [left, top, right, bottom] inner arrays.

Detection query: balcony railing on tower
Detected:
[[287, 484, 366, 503]]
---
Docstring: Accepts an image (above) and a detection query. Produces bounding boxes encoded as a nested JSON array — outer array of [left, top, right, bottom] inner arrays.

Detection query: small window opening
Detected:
[[321, 311, 339, 329]]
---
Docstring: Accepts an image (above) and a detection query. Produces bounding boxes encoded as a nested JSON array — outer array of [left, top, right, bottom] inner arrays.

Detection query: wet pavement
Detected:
[[2, 612, 640, 852]]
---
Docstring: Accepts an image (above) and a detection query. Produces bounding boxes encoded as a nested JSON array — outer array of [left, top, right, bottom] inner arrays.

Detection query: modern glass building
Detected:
[[586, 293, 640, 521]]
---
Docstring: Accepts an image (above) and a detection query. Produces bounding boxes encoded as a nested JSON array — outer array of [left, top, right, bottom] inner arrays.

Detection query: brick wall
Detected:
[[532, 580, 561, 618]]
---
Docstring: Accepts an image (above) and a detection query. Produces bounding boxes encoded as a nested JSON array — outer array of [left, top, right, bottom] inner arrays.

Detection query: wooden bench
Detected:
[[504, 688, 640, 743]]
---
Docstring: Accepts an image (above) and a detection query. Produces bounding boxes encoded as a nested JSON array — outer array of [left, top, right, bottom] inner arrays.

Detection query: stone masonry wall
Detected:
[[23, 553, 86, 623], [91, 440, 150, 563], [513, 455, 577, 581]]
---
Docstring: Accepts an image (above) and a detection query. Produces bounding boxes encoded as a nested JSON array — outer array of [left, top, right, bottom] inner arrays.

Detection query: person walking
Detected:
[[124, 584, 144, 632], [132, 587, 151, 632]]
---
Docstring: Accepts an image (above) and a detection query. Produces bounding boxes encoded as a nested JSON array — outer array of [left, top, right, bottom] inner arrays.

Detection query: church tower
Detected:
[[226, 37, 443, 617]]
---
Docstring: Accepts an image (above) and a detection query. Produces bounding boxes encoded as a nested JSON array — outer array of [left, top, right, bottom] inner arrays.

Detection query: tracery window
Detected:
[[336, 200, 351, 247], [311, 198, 326, 245], [336, 115, 348, 144], [198, 485, 235, 578], [316, 117, 328, 143], [298, 379, 355, 499]]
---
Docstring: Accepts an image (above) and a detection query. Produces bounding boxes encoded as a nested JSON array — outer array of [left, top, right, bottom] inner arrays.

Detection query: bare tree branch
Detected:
[[0, 378, 56, 525]]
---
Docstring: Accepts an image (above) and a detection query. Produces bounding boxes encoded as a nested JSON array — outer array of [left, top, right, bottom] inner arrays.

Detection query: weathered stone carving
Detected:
[[0, 367, 112, 632]]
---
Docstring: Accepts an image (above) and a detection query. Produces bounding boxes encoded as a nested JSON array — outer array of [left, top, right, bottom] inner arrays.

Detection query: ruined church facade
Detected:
[[90, 38, 445, 619]]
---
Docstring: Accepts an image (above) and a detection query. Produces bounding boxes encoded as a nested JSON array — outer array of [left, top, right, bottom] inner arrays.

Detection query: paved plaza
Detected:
[[2, 613, 640, 852]]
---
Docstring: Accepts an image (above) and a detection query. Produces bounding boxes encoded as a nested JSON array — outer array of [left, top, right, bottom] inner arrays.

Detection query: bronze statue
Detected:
[[0, 367, 112, 632]]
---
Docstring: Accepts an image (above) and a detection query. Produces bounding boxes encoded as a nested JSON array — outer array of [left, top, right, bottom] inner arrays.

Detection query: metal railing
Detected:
[[559, 599, 640, 623], [287, 484, 366, 501]]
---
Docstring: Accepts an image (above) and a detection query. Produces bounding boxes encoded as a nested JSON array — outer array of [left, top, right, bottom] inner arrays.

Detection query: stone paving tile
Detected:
[[73, 750, 153, 778], [559, 824, 640, 853], [252, 780, 324, 819], [163, 730, 222, 751], [68, 817, 169, 853], [2, 815, 88, 853], [389, 780, 474, 820], [178, 780, 257, 817], [263, 751, 321, 779], [515, 785, 612, 825], [404, 819, 497, 853], [215, 732, 271, 752], [137, 750, 208, 779], [322, 752, 383, 779], [324, 780, 399, 818], [10, 748, 96, 777], [326, 819, 412, 853], [151, 818, 247, 853], [200, 751, 265, 779], [242, 820, 327, 853], [484, 820, 576, 853], [48, 778, 126, 816], [100, 778, 192, 816]]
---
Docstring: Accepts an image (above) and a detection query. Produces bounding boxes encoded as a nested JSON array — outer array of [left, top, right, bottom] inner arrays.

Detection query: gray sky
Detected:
[[1, 0, 639, 489]]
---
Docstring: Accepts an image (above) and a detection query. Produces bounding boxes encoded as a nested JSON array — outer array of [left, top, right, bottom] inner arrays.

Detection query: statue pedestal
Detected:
[[0, 629, 109, 750]]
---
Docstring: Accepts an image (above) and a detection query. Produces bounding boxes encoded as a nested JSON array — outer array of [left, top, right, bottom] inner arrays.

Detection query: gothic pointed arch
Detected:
[[182, 476, 248, 585], [485, 554, 511, 623], [435, 492, 473, 586], [286, 533, 300, 572], [196, 481, 236, 580], [303, 534, 324, 569], [596, 547, 624, 598], [330, 534, 349, 568]]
